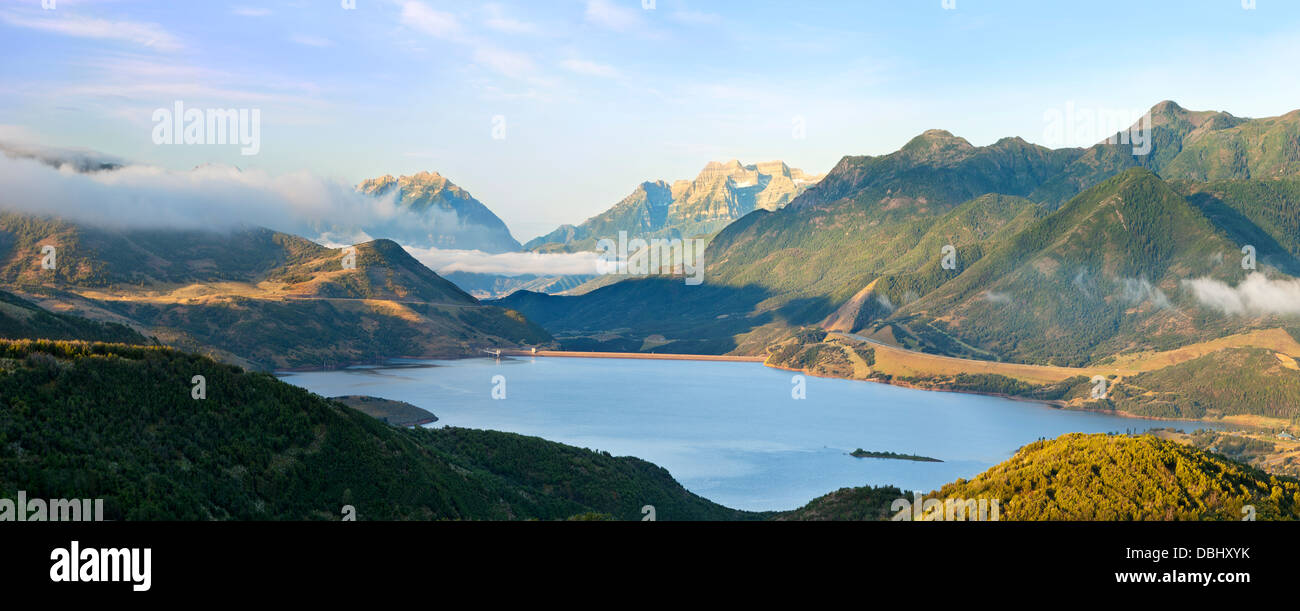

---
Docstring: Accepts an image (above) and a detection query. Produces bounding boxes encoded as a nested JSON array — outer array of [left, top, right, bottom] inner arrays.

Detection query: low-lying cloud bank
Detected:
[[0, 145, 401, 234], [1183, 273, 1300, 315], [0, 143, 592, 277], [403, 246, 602, 277]]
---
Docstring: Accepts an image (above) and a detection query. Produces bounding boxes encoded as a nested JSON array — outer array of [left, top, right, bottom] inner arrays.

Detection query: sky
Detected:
[[3, 0, 1300, 243]]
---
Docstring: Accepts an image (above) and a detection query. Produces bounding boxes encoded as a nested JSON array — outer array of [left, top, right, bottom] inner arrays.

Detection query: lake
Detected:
[[278, 356, 1220, 512]]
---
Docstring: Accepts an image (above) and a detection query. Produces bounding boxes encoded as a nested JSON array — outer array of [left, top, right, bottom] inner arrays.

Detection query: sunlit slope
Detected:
[[930, 433, 1300, 520], [0, 214, 549, 368]]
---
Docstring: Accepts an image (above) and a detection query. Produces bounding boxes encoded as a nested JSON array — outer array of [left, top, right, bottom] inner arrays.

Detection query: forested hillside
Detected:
[[0, 339, 750, 521]]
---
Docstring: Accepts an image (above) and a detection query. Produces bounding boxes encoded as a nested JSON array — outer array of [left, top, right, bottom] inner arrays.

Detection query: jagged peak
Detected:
[[407, 169, 447, 181]]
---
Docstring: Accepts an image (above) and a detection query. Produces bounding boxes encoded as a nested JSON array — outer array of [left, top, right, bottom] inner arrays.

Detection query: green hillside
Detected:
[[1179, 177, 1300, 273], [780, 433, 1300, 521], [1108, 347, 1300, 420], [890, 167, 1241, 366], [926, 433, 1300, 520], [0, 339, 750, 521]]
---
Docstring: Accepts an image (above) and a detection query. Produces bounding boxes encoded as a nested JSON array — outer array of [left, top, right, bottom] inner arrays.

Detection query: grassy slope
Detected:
[[0, 214, 551, 369], [0, 288, 148, 344]]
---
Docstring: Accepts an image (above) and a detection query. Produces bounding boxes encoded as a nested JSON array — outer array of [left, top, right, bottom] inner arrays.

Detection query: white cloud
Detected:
[[560, 58, 619, 78], [398, 2, 541, 82], [483, 3, 537, 34], [0, 153, 392, 234], [980, 291, 1012, 304], [474, 46, 537, 79], [1, 11, 182, 51], [399, 1, 462, 39], [403, 246, 602, 276], [232, 7, 272, 17], [1183, 273, 1300, 316], [584, 0, 643, 32], [1121, 277, 1170, 309]]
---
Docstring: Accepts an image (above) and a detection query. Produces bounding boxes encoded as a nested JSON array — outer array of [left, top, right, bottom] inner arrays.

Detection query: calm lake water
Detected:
[[278, 356, 1219, 512]]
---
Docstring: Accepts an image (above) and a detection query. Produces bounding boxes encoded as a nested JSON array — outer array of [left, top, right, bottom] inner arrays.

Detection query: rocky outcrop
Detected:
[[525, 160, 824, 251], [357, 171, 521, 253]]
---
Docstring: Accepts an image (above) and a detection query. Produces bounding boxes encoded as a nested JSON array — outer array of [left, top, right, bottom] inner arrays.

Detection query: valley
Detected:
[[3, 100, 1300, 520]]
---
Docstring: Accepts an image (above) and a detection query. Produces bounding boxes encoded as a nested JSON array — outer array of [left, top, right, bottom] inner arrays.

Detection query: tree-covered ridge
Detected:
[[776, 485, 906, 521], [930, 433, 1300, 521], [1108, 347, 1300, 421], [1179, 177, 1300, 273], [521, 102, 1300, 367], [0, 339, 748, 520]]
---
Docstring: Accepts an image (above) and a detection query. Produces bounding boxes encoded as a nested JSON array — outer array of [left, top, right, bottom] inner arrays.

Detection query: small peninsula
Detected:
[[850, 449, 942, 462], [333, 395, 438, 428]]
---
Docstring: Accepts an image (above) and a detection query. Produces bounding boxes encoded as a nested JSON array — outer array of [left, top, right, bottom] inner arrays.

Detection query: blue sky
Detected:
[[2, 0, 1299, 242]]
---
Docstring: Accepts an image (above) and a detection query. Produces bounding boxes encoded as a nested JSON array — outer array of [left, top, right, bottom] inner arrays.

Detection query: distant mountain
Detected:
[[356, 171, 521, 253], [512, 102, 1300, 370], [524, 160, 823, 252], [0, 213, 549, 369], [0, 141, 125, 173], [442, 271, 597, 299]]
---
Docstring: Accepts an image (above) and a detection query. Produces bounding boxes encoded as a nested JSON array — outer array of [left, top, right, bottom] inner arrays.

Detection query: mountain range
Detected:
[[524, 159, 823, 252], [3, 99, 1300, 521], [0, 213, 548, 369], [500, 102, 1300, 365]]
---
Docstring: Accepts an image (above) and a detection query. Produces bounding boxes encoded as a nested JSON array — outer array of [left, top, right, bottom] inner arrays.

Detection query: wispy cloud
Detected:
[[474, 46, 537, 79], [232, 7, 272, 18], [483, 3, 537, 34], [404, 246, 601, 276], [399, 1, 463, 40], [560, 58, 619, 78], [398, 1, 545, 83], [1, 11, 183, 51], [584, 0, 644, 32]]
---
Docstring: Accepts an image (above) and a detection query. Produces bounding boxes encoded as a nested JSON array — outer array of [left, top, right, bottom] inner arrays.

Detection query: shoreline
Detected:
[[766, 362, 1246, 429], [273, 349, 766, 373], [277, 348, 1252, 431], [498, 349, 765, 362]]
